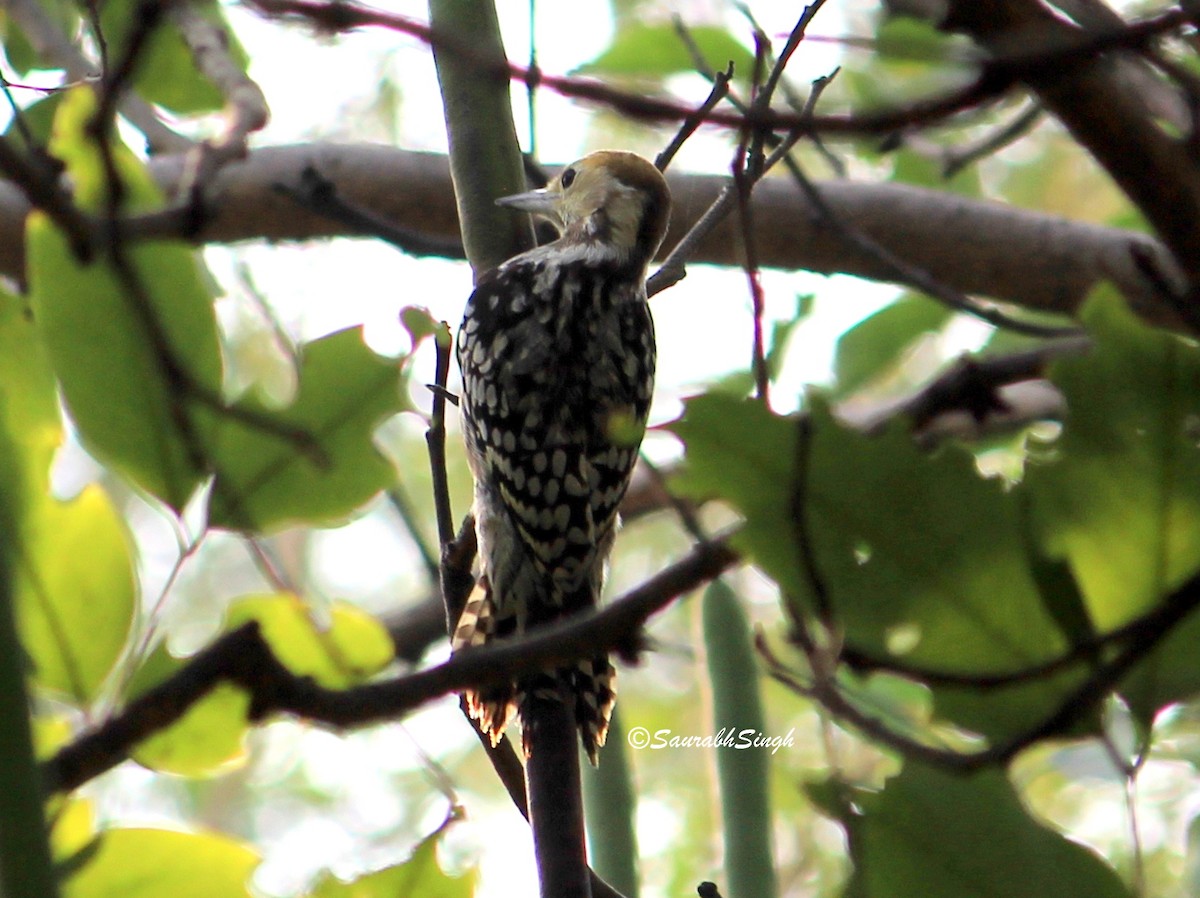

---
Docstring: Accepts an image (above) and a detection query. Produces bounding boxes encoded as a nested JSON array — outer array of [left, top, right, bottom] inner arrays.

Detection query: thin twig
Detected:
[[655, 62, 734, 173], [743, 1, 830, 178], [646, 184, 736, 297], [4, 0, 191, 152], [637, 454, 708, 544], [168, 1, 270, 203], [426, 329, 456, 547], [0, 135, 92, 261], [759, 552, 1200, 772], [387, 485, 441, 585], [0, 77, 37, 155], [525, 0, 537, 159], [243, 0, 1198, 138], [44, 535, 740, 794], [788, 416, 831, 624], [91, 0, 171, 138], [943, 102, 1044, 178], [731, 148, 770, 404], [81, 0, 108, 74], [734, 30, 772, 403]]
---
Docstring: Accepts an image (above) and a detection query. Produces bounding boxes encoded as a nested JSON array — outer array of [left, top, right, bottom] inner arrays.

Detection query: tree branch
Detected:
[[4, 0, 191, 153], [944, 0, 1200, 293], [0, 144, 1176, 327], [43, 535, 739, 795]]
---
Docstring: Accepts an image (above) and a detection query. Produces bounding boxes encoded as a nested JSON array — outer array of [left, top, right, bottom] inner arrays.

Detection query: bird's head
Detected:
[[496, 151, 671, 270]]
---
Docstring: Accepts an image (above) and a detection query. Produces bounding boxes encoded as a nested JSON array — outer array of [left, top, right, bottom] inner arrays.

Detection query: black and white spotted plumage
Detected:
[[453, 151, 670, 765]]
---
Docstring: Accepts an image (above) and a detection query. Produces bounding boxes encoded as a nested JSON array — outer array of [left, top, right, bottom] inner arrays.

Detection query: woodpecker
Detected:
[[453, 151, 670, 765]]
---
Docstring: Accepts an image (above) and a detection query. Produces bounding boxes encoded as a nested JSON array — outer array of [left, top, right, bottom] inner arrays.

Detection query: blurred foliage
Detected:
[[577, 23, 756, 85], [825, 762, 1130, 898], [64, 828, 260, 898], [310, 813, 476, 898], [4, 2, 1200, 898]]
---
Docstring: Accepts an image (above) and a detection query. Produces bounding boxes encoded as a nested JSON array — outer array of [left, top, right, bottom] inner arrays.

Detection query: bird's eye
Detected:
[[560, 167, 577, 189]]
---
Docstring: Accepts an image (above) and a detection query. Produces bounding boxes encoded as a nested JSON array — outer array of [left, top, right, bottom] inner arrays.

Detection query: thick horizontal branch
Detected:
[[945, 0, 1200, 291], [44, 535, 739, 794], [0, 144, 1177, 328]]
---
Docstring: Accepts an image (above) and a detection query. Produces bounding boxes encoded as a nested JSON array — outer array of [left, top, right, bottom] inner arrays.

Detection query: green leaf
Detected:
[[672, 394, 1083, 739], [875, 16, 965, 65], [128, 593, 393, 775], [670, 395, 802, 600], [890, 145, 982, 194], [1027, 291, 1200, 722], [65, 828, 258, 898], [3, 94, 66, 157], [1030, 291, 1200, 626], [577, 24, 755, 81], [44, 88, 165, 214], [50, 798, 97, 861], [226, 593, 395, 689], [1, 2, 76, 75], [99, 0, 250, 115], [310, 817, 475, 898], [765, 294, 812, 383], [15, 486, 136, 703], [207, 327, 404, 532], [1, 16, 41, 75], [29, 219, 222, 509], [833, 296, 952, 395], [0, 291, 58, 490], [133, 682, 251, 777], [400, 306, 443, 348], [705, 369, 756, 398], [0, 289, 136, 703], [127, 642, 251, 777], [29, 89, 223, 510], [833, 762, 1130, 898]]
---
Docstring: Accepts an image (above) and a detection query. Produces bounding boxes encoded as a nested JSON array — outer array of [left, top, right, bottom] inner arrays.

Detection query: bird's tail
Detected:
[[516, 658, 615, 766], [571, 654, 617, 766], [452, 583, 617, 764], [452, 582, 517, 744]]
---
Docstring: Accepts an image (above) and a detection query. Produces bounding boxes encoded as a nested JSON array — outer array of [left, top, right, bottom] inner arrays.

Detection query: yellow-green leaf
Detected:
[[30, 89, 223, 511], [15, 486, 135, 702], [124, 642, 251, 777], [226, 593, 395, 689], [132, 683, 251, 776], [0, 290, 59, 490], [99, 0, 250, 115], [66, 829, 258, 898], [0, 289, 136, 704], [311, 818, 475, 898]]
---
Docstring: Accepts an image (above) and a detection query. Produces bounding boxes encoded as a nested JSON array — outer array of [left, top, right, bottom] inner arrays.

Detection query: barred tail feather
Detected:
[[574, 654, 617, 766], [454, 584, 618, 763], [465, 684, 517, 746], [453, 582, 516, 746], [451, 582, 494, 652]]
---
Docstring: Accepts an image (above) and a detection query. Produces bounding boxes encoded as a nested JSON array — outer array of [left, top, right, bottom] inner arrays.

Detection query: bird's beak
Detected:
[[495, 188, 559, 215]]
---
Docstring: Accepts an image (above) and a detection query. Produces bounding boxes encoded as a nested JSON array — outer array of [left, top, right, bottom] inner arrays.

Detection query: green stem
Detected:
[[0, 478, 60, 898], [703, 579, 777, 898], [428, 0, 533, 276], [582, 708, 640, 898]]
